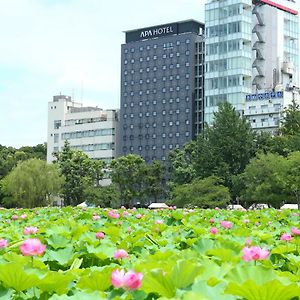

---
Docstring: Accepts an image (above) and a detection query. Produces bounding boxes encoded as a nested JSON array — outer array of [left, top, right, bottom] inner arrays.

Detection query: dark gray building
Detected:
[[118, 20, 205, 162]]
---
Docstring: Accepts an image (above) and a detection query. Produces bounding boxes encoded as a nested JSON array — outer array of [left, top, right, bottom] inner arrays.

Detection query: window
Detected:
[[124, 49, 128, 54], [169, 144, 173, 149], [54, 134, 59, 143], [176, 41, 180, 45], [139, 57, 143, 62], [153, 111, 157, 116], [139, 46, 143, 51], [130, 48, 135, 53], [152, 145, 156, 150], [186, 39, 190, 44], [54, 120, 61, 129]]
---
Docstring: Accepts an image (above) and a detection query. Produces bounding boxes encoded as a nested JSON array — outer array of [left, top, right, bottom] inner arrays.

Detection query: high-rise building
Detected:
[[118, 20, 205, 162], [204, 0, 299, 124], [47, 95, 118, 165]]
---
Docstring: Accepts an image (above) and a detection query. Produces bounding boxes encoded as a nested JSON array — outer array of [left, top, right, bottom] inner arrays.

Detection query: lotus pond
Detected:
[[0, 207, 300, 299]]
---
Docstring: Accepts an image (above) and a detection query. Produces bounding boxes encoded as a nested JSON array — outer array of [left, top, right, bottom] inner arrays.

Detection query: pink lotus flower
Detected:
[[209, 218, 215, 223], [215, 207, 220, 210], [280, 233, 292, 241], [20, 214, 27, 219], [127, 227, 132, 233], [135, 214, 142, 219], [242, 246, 269, 262], [11, 215, 18, 220], [108, 210, 120, 219], [96, 232, 105, 240], [114, 249, 129, 259], [155, 220, 163, 224], [20, 238, 46, 256], [210, 227, 218, 234], [220, 221, 232, 229], [245, 238, 251, 246], [111, 269, 143, 290], [0, 239, 8, 248], [23, 226, 38, 235], [122, 211, 129, 216], [243, 219, 250, 224], [291, 227, 300, 236], [92, 215, 100, 221]]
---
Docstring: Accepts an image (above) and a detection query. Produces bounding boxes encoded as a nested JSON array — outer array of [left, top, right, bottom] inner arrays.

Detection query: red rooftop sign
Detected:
[[253, 0, 298, 15]]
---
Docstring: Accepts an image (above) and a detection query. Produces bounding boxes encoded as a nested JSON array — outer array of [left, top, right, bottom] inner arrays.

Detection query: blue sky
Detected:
[[0, 0, 205, 147]]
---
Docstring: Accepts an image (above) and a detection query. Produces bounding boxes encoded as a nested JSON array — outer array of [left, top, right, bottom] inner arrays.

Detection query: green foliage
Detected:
[[110, 156, 166, 207], [1, 159, 63, 208], [54, 141, 100, 206], [0, 207, 298, 298], [169, 103, 256, 197], [142, 160, 165, 203], [236, 153, 288, 208], [280, 100, 300, 136], [110, 154, 146, 207], [171, 176, 230, 208], [84, 184, 120, 208]]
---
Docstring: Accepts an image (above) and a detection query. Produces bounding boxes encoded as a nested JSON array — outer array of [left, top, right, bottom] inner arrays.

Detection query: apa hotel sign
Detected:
[[126, 23, 178, 43], [140, 26, 175, 38]]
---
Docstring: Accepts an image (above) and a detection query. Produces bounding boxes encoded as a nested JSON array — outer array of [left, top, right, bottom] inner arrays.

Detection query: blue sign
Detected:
[[246, 91, 283, 101]]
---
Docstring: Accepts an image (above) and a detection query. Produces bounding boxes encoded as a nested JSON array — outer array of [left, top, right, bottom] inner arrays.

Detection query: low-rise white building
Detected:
[[47, 95, 119, 165], [244, 87, 300, 134]]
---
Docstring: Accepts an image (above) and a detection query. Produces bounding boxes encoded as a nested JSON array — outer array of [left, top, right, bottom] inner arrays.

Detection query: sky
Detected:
[[0, 0, 205, 148]]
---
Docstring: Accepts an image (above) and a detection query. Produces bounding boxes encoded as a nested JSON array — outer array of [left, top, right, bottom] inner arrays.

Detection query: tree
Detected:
[[84, 184, 120, 208], [110, 154, 146, 208], [170, 176, 230, 208], [169, 102, 256, 196], [280, 100, 300, 136], [1, 159, 63, 208], [143, 160, 165, 203], [236, 153, 288, 208], [285, 151, 300, 209], [54, 142, 95, 206], [208, 102, 256, 179]]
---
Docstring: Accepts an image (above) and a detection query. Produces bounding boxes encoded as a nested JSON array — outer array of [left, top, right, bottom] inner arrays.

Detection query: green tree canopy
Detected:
[[169, 176, 230, 208], [235, 153, 288, 208], [54, 141, 97, 206], [110, 154, 146, 208], [169, 102, 256, 195], [1, 158, 63, 208]]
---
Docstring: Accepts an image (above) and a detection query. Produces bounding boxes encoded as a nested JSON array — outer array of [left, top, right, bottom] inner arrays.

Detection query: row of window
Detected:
[[123, 85, 191, 97], [61, 128, 115, 140], [207, 57, 251, 73], [206, 75, 242, 89], [124, 59, 191, 68], [123, 144, 181, 152], [123, 109, 190, 119], [206, 39, 243, 56], [123, 120, 190, 130], [123, 131, 189, 141], [71, 143, 114, 152], [207, 21, 242, 37], [124, 51, 191, 63], [124, 74, 190, 85], [205, 4, 242, 22], [123, 39, 191, 54], [65, 117, 108, 126], [123, 97, 190, 107]]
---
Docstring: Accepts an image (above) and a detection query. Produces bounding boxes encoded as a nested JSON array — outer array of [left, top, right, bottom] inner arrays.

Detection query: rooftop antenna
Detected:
[[81, 80, 84, 104]]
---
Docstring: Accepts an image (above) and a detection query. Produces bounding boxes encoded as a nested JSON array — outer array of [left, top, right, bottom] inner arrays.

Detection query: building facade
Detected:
[[204, 0, 299, 124], [47, 95, 118, 165], [118, 20, 205, 162], [244, 87, 300, 134]]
